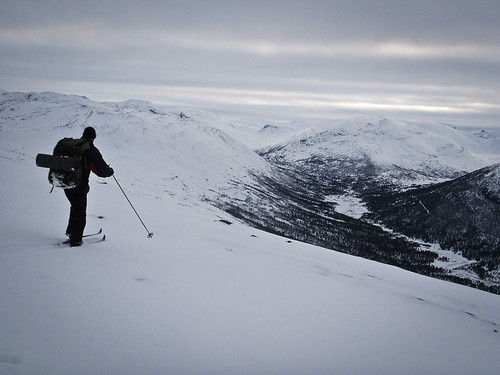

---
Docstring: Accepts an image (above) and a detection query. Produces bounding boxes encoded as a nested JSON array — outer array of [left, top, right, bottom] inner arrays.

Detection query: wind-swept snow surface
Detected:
[[0, 92, 499, 374]]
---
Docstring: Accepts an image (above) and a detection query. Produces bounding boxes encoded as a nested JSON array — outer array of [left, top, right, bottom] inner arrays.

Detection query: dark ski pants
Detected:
[[64, 190, 87, 243]]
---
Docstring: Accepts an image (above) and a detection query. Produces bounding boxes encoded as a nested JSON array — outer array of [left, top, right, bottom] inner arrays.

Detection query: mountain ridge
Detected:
[[256, 117, 500, 187], [364, 163, 500, 284], [1, 90, 499, 292]]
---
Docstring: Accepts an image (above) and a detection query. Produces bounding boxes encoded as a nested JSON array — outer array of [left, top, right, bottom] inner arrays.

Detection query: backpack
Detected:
[[36, 138, 90, 189]]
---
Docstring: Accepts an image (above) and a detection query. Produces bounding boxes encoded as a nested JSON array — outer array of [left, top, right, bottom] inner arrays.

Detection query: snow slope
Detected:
[[1, 91, 500, 374], [0, 91, 273, 205], [252, 117, 500, 186]]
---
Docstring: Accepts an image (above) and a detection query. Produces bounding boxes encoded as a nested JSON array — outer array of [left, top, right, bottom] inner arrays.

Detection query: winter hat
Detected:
[[82, 126, 96, 140]]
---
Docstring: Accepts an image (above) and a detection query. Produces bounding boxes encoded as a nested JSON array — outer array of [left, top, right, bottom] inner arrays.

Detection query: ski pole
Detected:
[[113, 175, 154, 238]]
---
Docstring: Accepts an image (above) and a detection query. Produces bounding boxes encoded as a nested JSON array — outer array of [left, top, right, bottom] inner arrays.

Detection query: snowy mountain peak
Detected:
[[109, 99, 164, 115], [0, 90, 273, 205], [258, 124, 280, 133], [258, 117, 500, 185]]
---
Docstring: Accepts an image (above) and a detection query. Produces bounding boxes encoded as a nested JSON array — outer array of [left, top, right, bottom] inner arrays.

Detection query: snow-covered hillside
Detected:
[[253, 117, 500, 186], [1, 91, 500, 374], [0, 91, 273, 206], [217, 112, 500, 290]]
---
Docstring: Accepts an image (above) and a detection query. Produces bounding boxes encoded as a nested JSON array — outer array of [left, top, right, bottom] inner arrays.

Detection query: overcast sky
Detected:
[[1, 0, 499, 127]]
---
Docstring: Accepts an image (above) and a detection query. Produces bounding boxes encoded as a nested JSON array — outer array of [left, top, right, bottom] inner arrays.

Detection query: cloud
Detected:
[[3, 20, 500, 64], [0, 0, 499, 127]]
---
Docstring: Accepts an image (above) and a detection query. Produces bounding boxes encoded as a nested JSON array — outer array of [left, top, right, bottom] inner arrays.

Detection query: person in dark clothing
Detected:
[[65, 126, 114, 246]]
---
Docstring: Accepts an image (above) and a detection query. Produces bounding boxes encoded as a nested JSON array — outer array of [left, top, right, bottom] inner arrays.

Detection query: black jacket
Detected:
[[69, 140, 113, 194]]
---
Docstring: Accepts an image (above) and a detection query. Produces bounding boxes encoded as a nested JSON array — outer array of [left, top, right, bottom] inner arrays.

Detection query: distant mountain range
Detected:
[[219, 115, 500, 292], [2, 91, 499, 293]]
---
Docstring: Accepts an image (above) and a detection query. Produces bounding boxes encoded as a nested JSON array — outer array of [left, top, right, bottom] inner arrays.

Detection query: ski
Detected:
[[56, 229, 103, 246], [86, 234, 106, 244], [81, 228, 103, 238]]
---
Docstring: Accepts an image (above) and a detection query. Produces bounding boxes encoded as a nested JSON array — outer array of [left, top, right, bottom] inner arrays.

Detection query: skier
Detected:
[[64, 127, 114, 246]]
